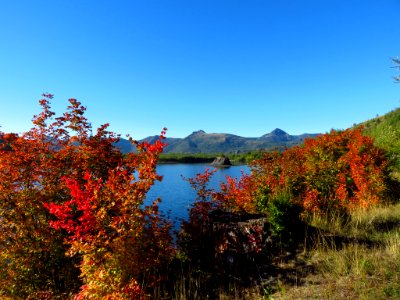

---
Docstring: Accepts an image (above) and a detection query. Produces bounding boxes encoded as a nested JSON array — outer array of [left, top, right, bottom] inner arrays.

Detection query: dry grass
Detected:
[[271, 203, 400, 299], [152, 270, 266, 300]]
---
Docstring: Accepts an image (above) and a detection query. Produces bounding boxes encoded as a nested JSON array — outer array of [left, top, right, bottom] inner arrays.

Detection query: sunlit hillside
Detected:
[[362, 107, 400, 179]]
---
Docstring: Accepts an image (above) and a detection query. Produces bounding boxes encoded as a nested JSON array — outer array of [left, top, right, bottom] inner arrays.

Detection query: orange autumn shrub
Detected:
[[217, 128, 389, 215], [0, 94, 172, 299], [218, 172, 259, 213]]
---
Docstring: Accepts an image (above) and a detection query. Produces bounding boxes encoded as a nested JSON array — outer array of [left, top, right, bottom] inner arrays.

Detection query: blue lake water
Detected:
[[145, 164, 250, 226]]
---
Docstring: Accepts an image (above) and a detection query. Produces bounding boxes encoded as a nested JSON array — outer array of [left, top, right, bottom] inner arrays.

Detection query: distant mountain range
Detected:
[[115, 128, 320, 154]]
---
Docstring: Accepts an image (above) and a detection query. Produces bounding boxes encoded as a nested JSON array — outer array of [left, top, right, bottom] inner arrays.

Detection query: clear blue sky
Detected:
[[1, 0, 399, 139]]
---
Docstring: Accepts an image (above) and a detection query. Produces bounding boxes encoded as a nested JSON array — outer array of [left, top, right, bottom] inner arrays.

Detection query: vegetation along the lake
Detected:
[[158, 151, 264, 164], [1, 64, 400, 298]]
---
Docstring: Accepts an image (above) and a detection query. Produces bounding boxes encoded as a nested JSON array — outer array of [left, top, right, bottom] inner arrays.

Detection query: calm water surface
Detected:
[[145, 164, 250, 225]]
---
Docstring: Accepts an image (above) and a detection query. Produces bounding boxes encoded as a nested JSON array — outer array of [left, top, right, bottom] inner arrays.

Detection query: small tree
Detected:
[[393, 57, 400, 82]]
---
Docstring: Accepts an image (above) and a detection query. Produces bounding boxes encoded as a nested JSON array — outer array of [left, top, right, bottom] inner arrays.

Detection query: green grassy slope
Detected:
[[362, 107, 400, 178]]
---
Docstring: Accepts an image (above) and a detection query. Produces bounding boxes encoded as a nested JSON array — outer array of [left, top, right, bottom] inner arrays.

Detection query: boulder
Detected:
[[211, 156, 232, 166]]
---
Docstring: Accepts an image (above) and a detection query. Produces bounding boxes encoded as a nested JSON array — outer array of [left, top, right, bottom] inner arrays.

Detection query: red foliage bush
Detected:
[[214, 128, 389, 215], [0, 95, 172, 299]]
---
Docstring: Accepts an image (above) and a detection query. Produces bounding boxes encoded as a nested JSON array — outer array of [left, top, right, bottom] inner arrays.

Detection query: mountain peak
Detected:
[[260, 128, 291, 141], [189, 130, 206, 136], [270, 128, 288, 136]]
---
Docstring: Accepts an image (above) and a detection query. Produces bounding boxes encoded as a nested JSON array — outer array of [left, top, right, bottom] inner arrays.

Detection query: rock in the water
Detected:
[[211, 156, 232, 166]]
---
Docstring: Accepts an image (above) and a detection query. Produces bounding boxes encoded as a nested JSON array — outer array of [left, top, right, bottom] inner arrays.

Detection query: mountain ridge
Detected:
[[115, 128, 320, 154]]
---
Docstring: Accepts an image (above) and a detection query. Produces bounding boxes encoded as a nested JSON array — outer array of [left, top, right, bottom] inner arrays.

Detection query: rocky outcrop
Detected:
[[211, 156, 232, 166]]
